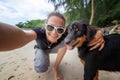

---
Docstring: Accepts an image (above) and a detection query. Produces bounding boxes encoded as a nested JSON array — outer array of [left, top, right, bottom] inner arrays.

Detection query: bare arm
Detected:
[[0, 22, 37, 51], [53, 45, 67, 80]]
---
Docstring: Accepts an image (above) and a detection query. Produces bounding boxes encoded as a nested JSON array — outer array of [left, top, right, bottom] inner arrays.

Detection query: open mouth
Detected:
[[66, 41, 79, 50], [66, 45, 74, 50]]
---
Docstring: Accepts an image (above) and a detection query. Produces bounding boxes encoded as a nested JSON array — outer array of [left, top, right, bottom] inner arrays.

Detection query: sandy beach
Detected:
[[0, 41, 120, 80]]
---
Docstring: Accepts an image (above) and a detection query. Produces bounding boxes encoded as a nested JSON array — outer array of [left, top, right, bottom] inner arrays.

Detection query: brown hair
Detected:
[[46, 11, 66, 25]]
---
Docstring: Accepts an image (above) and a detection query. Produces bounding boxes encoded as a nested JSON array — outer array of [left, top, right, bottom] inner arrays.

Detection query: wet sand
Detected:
[[0, 41, 120, 80]]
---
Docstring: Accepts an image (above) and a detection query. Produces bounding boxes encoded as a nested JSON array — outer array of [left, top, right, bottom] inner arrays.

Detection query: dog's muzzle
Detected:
[[64, 38, 71, 44], [65, 38, 75, 50]]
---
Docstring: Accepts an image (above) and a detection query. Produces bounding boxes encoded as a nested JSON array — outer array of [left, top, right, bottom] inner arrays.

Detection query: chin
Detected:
[[49, 38, 58, 43]]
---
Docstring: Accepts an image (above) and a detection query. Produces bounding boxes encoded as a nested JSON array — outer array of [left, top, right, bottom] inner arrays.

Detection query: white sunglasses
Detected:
[[45, 24, 65, 34]]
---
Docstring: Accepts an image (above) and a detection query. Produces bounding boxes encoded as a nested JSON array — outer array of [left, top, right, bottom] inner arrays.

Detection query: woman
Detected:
[[0, 11, 104, 80]]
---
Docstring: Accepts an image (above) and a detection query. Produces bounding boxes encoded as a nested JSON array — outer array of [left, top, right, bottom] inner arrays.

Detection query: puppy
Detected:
[[65, 20, 120, 80]]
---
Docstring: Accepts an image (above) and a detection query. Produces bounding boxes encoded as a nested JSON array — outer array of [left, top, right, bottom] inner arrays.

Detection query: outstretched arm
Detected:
[[53, 45, 67, 80], [0, 22, 37, 51]]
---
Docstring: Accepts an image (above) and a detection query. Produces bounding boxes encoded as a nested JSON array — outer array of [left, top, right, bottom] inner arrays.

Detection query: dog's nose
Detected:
[[64, 38, 71, 44]]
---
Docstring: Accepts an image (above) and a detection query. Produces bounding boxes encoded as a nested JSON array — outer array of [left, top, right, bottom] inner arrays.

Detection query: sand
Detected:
[[0, 41, 120, 80]]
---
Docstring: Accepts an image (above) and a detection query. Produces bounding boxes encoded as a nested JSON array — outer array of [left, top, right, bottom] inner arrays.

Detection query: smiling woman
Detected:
[[0, 11, 68, 80]]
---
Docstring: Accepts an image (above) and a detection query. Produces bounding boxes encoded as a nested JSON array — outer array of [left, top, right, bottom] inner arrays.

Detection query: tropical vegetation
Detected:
[[16, 0, 120, 28]]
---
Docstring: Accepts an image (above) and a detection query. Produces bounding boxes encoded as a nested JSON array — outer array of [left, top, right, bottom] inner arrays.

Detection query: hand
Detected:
[[88, 30, 105, 51], [53, 68, 63, 80]]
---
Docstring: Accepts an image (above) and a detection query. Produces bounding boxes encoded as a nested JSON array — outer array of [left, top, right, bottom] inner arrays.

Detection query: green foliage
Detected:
[[93, 0, 120, 27], [48, 0, 90, 24], [16, 19, 45, 28], [16, 0, 120, 28], [48, 0, 120, 28], [16, 22, 25, 28]]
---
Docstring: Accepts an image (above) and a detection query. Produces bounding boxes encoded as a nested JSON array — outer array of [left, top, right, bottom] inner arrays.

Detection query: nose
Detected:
[[51, 29, 58, 34], [64, 38, 71, 44]]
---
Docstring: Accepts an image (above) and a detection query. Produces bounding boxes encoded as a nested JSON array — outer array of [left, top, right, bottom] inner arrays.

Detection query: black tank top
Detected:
[[32, 28, 67, 50]]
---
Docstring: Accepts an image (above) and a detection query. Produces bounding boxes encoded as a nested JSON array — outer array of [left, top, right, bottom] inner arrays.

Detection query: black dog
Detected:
[[65, 20, 120, 80]]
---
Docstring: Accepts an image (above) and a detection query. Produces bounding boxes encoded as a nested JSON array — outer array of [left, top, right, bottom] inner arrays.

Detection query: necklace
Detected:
[[47, 41, 52, 48]]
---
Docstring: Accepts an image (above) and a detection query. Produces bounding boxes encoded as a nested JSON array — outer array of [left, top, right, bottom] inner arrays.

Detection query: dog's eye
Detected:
[[76, 28, 79, 31]]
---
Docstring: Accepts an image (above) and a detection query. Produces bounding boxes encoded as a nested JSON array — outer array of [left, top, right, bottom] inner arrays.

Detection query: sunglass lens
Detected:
[[57, 28, 64, 34], [46, 25, 54, 31]]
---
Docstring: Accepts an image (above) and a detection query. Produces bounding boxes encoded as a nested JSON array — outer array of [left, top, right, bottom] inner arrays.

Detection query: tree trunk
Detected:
[[89, 0, 94, 25]]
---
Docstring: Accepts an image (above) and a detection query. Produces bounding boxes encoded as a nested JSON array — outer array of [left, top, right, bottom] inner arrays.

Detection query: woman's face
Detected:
[[45, 16, 65, 43]]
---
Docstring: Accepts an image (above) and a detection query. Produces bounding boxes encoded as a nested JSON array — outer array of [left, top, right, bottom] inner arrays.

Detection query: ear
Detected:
[[66, 23, 73, 32], [66, 23, 71, 29], [86, 25, 97, 41], [65, 23, 71, 35]]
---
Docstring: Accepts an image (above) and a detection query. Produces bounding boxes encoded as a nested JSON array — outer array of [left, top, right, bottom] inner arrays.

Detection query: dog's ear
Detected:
[[66, 23, 71, 30], [65, 23, 72, 35], [85, 25, 97, 41]]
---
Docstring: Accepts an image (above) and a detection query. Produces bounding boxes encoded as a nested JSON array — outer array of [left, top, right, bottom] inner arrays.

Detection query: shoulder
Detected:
[[32, 27, 44, 33], [31, 27, 45, 38]]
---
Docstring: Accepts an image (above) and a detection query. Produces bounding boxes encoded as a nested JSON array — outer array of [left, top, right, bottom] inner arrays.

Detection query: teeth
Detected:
[[51, 35, 57, 38]]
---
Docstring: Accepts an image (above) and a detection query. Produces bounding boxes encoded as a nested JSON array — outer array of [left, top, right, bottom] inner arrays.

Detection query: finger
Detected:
[[88, 38, 97, 44], [96, 30, 103, 37], [88, 38, 102, 46], [98, 44, 104, 51], [58, 76, 62, 80], [57, 77, 61, 80], [89, 30, 103, 44], [89, 36, 102, 45], [90, 39, 105, 51], [89, 43, 100, 51], [98, 41, 105, 51]]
